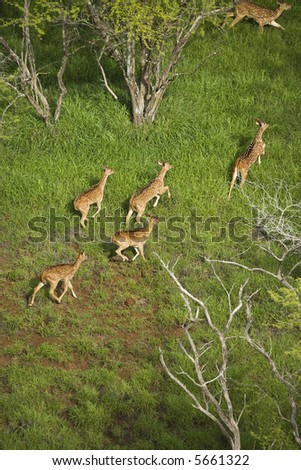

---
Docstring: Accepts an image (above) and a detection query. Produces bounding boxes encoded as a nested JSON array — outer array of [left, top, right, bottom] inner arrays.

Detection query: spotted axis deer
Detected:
[[28, 251, 87, 306], [228, 119, 269, 199], [126, 161, 172, 225], [229, 1, 291, 32], [112, 215, 159, 261], [74, 165, 114, 228]]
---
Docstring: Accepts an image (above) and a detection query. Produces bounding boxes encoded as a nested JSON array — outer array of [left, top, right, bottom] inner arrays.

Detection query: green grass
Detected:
[[1, 1, 301, 450]]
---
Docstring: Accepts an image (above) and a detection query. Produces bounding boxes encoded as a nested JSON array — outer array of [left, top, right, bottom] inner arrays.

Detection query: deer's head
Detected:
[[158, 161, 173, 171], [256, 119, 269, 131], [277, 2, 292, 11], [102, 164, 115, 176]]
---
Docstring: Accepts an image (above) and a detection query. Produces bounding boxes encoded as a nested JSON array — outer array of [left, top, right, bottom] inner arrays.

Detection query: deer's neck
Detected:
[[146, 221, 157, 235], [274, 7, 284, 19], [255, 127, 265, 143], [98, 173, 109, 188], [157, 168, 168, 181], [72, 257, 83, 273]]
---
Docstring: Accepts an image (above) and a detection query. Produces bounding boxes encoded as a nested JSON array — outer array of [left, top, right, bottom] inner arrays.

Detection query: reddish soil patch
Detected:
[[0, 252, 185, 378]]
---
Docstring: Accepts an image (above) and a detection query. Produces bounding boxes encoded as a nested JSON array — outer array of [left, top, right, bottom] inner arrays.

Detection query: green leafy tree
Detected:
[[86, 0, 232, 126]]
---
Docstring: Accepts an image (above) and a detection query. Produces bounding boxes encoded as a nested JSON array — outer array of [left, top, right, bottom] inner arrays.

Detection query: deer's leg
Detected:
[[138, 244, 146, 261], [228, 165, 238, 200], [136, 207, 145, 224], [28, 281, 45, 306], [78, 204, 89, 228], [68, 281, 77, 299], [126, 208, 133, 226], [230, 14, 244, 28], [115, 246, 129, 261], [239, 167, 249, 189], [258, 21, 265, 33], [132, 247, 140, 261], [48, 280, 61, 303], [58, 279, 69, 302], [160, 185, 171, 199], [153, 195, 160, 207], [258, 156, 261, 165], [92, 200, 102, 218]]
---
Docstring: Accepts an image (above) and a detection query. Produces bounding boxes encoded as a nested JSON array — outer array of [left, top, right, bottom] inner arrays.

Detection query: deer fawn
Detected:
[[228, 119, 269, 199], [229, 1, 291, 32], [112, 215, 159, 262], [126, 161, 172, 225], [74, 165, 114, 228], [28, 252, 87, 306]]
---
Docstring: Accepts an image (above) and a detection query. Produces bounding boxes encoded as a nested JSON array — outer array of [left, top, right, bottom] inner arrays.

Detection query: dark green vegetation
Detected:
[[1, 1, 301, 450]]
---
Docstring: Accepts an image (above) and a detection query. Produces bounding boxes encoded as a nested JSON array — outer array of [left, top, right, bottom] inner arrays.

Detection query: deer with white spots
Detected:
[[229, 1, 291, 33], [28, 252, 87, 306], [126, 161, 172, 225], [74, 165, 114, 228], [228, 119, 269, 199], [112, 215, 159, 262]]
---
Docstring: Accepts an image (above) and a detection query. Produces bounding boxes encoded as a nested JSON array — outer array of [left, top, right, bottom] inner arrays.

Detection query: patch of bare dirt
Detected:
[[0, 252, 184, 378]]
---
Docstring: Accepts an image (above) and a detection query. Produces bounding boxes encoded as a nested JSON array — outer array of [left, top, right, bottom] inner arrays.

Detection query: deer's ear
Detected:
[[158, 161, 163, 166], [103, 162, 107, 170], [255, 119, 261, 126]]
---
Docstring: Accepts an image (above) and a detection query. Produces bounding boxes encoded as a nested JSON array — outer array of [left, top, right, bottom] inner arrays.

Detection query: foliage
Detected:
[[86, 0, 232, 124], [0, 0, 82, 35], [269, 279, 301, 360]]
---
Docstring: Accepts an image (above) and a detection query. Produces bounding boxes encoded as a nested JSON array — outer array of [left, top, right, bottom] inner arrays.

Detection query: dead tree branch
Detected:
[[54, 13, 70, 122], [1, 0, 75, 124], [206, 181, 301, 292], [245, 295, 301, 448], [95, 41, 118, 101], [156, 252, 249, 450]]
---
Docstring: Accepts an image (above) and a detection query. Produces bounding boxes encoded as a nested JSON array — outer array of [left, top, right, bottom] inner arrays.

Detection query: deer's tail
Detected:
[[228, 162, 239, 200]]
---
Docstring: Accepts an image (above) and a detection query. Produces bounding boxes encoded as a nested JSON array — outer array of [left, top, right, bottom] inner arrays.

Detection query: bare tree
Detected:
[[156, 253, 301, 449], [156, 253, 248, 450], [86, 0, 231, 126], [208, 180, 301, 291], [0, 0, 73, 124]]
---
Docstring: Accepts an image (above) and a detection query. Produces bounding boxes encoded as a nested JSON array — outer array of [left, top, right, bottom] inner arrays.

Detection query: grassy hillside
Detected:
[[1, 1, 301, 450]]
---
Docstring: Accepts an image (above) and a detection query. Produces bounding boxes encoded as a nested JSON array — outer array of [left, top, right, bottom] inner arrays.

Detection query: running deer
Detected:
[[228, 119, 269, 199], [74, 165, 114, 228], [126, 161, 172, 225], [112, 215, 159, 261], [229, 1, 291, 32], [28, 252, 87, 306]]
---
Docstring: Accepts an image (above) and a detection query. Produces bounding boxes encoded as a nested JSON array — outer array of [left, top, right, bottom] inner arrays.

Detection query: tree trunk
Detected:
[[231, 427, 241, 450], [126, 79, 167, 126], [127, 81, 145, 127]]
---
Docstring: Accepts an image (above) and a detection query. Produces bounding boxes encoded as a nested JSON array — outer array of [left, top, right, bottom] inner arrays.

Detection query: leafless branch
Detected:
[[54, 14, 70, 122], [245, 296, 301, 448], [95, 43, 118, 101], [156, 252, 249, 450], [206, 181, 301, 293], [168, 50, 218, 82], [1, 1, 77, 124], [159, 347, 234, 447]]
